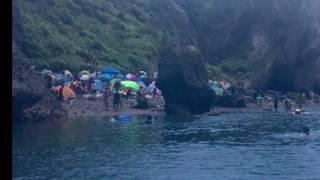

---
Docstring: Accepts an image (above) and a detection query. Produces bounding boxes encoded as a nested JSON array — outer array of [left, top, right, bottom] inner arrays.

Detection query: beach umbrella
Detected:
[[80, 74, 90, 81], [98, 73, 114, 82], [139, 71, 147, 76], [51, 86, 77, 100], [120, 81, 140, 91], [62, 87, 77, 100], [64, 70, 73, 77], [78, 70, 90, 78], [126, 73, 137, 80], [100, 67, 120, 74]]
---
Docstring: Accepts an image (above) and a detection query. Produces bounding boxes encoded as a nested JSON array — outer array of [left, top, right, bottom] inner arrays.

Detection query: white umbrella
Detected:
[[80, 74, 90, 81], [64, 70, 73, 77]]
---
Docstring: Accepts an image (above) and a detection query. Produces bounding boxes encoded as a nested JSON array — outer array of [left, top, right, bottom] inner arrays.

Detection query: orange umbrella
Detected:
[[63, 87, 77, 100], [51, 86, 76, 100]]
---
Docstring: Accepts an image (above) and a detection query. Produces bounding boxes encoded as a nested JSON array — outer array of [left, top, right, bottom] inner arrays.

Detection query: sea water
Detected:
[[13, 111, 320, 179]]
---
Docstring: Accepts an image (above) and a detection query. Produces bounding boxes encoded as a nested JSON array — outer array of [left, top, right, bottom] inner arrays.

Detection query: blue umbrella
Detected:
[[98, 73, 114, 82], [100, 67, 120, 74]]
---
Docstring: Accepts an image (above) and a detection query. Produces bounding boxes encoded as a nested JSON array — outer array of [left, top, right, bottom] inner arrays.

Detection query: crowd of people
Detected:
[[253, 89, 319, 114], [42, 68, 162, 112], [208, 78, 319, 115], [208, 80, 238, 96]]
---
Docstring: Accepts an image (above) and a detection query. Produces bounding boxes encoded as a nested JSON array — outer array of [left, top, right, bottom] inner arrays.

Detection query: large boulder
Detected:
[[157, 44, 215, 114], [12, 57, 66, 122]]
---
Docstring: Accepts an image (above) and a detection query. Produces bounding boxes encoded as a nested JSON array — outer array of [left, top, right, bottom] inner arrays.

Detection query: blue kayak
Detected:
[[115, 115, 132, 121]]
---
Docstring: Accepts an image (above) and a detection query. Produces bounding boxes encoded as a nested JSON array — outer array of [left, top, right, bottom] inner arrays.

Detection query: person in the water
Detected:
[[294, 108, 306, 115], [302, 126, 310, 135]]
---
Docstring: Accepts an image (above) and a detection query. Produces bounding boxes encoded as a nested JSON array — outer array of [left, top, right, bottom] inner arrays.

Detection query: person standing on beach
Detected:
[[256, 94, 263, 108], [44, 74, 53, 89], [295, 93, 304, 108], [273, 96, 279, 112], [103, 83, 110, 110], [57, 85, 64, 102], [113, 90, 121, 111], [113, 78, 121, 92]]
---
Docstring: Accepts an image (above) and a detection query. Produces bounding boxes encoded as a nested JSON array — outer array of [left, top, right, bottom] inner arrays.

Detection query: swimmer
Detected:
[[302, 126, 310, 136], [294, 109, 302, 115]]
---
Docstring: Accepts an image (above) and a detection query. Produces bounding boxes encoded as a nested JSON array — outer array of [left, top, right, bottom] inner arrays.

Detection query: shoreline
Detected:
[[64, 96, 320, 119], [65, 96, 166, 119]]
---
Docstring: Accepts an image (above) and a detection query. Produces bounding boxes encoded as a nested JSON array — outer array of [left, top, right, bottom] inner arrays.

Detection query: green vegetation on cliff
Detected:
[[14, 0, 320, 91], [15, 0, 163, 73]]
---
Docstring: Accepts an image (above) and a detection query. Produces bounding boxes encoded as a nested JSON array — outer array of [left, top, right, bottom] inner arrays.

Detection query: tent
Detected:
[[120, 81, 140, 91], [100, 67, 120, 74]]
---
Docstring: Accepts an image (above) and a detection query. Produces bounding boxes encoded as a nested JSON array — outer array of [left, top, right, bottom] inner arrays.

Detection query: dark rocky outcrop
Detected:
[[12, 57, 66, 122], [152, 0, 320, 93], [157, 44, 215, 114], [214, 95, 247, 108]]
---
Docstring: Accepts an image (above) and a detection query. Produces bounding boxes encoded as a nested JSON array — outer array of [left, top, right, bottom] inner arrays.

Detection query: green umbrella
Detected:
[[120, 81, 140, 91]]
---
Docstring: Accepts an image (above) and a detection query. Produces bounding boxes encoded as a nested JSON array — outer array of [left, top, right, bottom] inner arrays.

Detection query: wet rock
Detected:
[[157, 44, 215, 114], [12, 58, 66, 122]]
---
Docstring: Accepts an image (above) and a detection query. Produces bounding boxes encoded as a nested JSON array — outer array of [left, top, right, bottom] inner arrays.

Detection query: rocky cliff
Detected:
[[153, 0, 320, 92], [12, 56, 66, 122], [157, 44, 215, 114]]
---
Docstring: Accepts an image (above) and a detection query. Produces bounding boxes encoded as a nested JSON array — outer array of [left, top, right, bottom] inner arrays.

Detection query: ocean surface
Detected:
[[13, 111, 320, 179]]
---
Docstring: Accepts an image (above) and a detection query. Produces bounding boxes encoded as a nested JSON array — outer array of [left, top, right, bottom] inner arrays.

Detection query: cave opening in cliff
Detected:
[[267, 63, 295, 92]]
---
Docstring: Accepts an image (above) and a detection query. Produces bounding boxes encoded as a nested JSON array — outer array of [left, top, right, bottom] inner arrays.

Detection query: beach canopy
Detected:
[[100, 67, 120, 74], [80, 74, 90, 81], [120, 80, 140, 91]]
